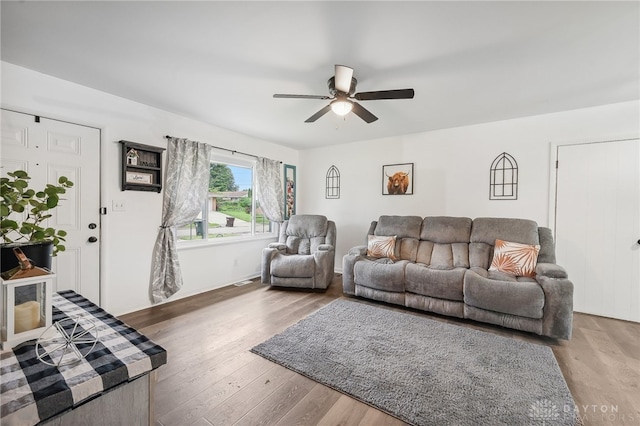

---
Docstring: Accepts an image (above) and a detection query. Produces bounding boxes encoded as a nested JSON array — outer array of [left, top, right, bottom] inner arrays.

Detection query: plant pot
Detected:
[[1, 241, 54, 274]]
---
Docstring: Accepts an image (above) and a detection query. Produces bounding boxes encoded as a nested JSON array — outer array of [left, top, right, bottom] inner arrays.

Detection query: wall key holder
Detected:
[[120, 140, 165, 192]]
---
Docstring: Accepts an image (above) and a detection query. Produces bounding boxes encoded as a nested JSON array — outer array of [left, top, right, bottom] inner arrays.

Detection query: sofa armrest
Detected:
[[536, 262, 568, 279], [348, 245, 368, 256], [261, 247, 280, 284], [313, 248, 335, 289], [268, 242, 286, 252], [537, 275, 574, 339], [342, 253, 364, 295]]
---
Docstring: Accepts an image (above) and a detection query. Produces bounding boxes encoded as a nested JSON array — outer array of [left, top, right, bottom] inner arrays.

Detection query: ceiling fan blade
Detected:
[[351, 102, 378, 123], [334, 65, 354, 93], [305, 105, 332, 123], [354, 89, 415, 101], [274, 94, 331, 100]]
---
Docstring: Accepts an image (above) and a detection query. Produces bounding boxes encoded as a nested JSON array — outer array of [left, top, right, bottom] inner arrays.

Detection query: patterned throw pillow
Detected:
[[489, 239, 541, 277], [367, 235, 397, 260]]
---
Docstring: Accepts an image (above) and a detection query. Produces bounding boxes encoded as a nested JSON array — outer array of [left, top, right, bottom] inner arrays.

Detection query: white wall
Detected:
[[1, 62, 298, 315], [298, 101, 640, 271], [4, 61, 638, 312]]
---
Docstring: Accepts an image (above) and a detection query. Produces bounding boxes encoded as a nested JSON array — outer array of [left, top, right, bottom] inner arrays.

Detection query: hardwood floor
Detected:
[[120, 275, 640, 426]]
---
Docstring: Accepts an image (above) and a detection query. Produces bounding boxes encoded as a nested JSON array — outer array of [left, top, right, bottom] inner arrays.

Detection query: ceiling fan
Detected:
[[273, 65, 415, 123]]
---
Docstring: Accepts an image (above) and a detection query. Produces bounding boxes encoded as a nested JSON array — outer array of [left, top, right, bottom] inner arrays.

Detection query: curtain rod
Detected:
[[165, 135, 281, 163]]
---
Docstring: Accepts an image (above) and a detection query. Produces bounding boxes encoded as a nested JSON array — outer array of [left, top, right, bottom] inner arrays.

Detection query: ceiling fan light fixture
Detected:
[[331, 99, 353, 116]]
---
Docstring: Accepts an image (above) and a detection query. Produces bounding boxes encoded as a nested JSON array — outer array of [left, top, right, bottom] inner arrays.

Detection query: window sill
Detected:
[[176, 233, 277, 251]]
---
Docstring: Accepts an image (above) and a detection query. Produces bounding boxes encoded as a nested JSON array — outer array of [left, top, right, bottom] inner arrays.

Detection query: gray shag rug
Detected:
[[251, 299, 578, 426]]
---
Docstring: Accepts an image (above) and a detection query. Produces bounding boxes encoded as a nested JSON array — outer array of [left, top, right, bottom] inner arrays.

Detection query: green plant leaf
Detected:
[[14, 179, 29, 190], [1, 219, 18, 229], [1, 170, 72, 255], [46, 194, 59, 208], [32, 230, 46, 240], [28, 200, 41, 209]]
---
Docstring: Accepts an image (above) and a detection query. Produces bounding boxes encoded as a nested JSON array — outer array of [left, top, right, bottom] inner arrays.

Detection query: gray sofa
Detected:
[[342, 216, 573, 339], [262, 214, 336, 289]]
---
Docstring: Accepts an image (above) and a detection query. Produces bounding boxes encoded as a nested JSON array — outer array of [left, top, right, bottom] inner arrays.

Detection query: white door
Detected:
[[554, 138, 640, 322], [1, 109, 101, 305]]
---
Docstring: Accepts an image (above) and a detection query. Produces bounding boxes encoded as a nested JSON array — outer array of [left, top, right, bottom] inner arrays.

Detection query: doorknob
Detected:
[[88, 236, 98, 243], [88, 223, 97, 229]]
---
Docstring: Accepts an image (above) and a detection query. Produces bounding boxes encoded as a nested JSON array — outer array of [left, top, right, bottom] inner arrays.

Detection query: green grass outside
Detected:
[[219, 207, 269, 225]]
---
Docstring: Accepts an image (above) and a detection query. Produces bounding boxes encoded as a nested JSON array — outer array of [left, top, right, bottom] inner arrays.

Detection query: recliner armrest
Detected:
[[536, 262, 568, 279], [268, 242, 286, 252], [348, 245, 367, 256]]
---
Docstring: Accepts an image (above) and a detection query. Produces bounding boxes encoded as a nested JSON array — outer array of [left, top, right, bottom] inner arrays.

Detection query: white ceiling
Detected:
[[1, 1, 638, 149]]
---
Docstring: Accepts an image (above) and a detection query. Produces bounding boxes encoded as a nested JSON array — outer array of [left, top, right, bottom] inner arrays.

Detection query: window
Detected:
[[179, 155, 273, 241]]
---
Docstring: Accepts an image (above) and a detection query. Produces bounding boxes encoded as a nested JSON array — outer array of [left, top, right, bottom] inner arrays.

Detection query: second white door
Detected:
[[555, 138, 640, 322]]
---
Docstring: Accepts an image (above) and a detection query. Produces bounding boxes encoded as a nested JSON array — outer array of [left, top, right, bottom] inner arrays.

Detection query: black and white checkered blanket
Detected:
[[0, 290, 167, 425]]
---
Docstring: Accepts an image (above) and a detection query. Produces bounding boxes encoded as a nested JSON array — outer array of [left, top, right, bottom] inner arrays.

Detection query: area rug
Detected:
[[251, 299, 578, 426]]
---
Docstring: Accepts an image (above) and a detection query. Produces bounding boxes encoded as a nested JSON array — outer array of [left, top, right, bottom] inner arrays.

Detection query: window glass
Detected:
[[178, 156, 273, 242]]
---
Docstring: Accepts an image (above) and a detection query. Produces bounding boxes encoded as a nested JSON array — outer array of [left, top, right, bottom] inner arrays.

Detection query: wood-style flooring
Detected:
[[120, 275, 640, 426]]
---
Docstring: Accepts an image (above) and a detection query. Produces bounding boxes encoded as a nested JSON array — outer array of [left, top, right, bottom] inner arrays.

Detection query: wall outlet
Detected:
[[112, 200, 126, 212]]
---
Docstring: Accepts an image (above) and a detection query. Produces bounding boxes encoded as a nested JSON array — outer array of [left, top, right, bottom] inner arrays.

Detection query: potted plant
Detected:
[[1, 170, 74, 273]]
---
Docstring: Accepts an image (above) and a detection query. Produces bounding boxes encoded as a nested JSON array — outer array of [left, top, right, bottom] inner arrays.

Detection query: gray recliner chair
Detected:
[[261, 215, 336, 289]]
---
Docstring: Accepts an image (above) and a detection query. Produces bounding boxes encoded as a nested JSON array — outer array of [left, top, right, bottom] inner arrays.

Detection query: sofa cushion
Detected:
[[416, 241, 469, 269], [397, 238, 419, 262], [286, 215, 328, 237], [367, 235, 397, 260], [374, 215, 422, 239], [469, 218, 540, 269], [405, 263, 465, 301], [421, 216, 472, 243], [463, 270, 545, 319], [282, 215, 328, 254], [489, 239, 540, 277], [471, 217, 540, 245], [354, 259, 407, 292]]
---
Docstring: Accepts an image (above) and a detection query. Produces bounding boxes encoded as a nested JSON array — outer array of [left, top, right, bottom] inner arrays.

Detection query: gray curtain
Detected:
[[255, 157, 284, 222], [150, 137, 212, 303]]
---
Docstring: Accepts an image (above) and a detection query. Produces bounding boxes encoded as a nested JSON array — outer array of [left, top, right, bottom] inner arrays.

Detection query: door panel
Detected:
[[555, 139, 639, 322], [1, 110, 101, 305]]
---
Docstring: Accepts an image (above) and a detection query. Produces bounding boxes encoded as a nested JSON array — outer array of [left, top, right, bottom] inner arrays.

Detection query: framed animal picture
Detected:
[[382, 163, 413, 195]]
